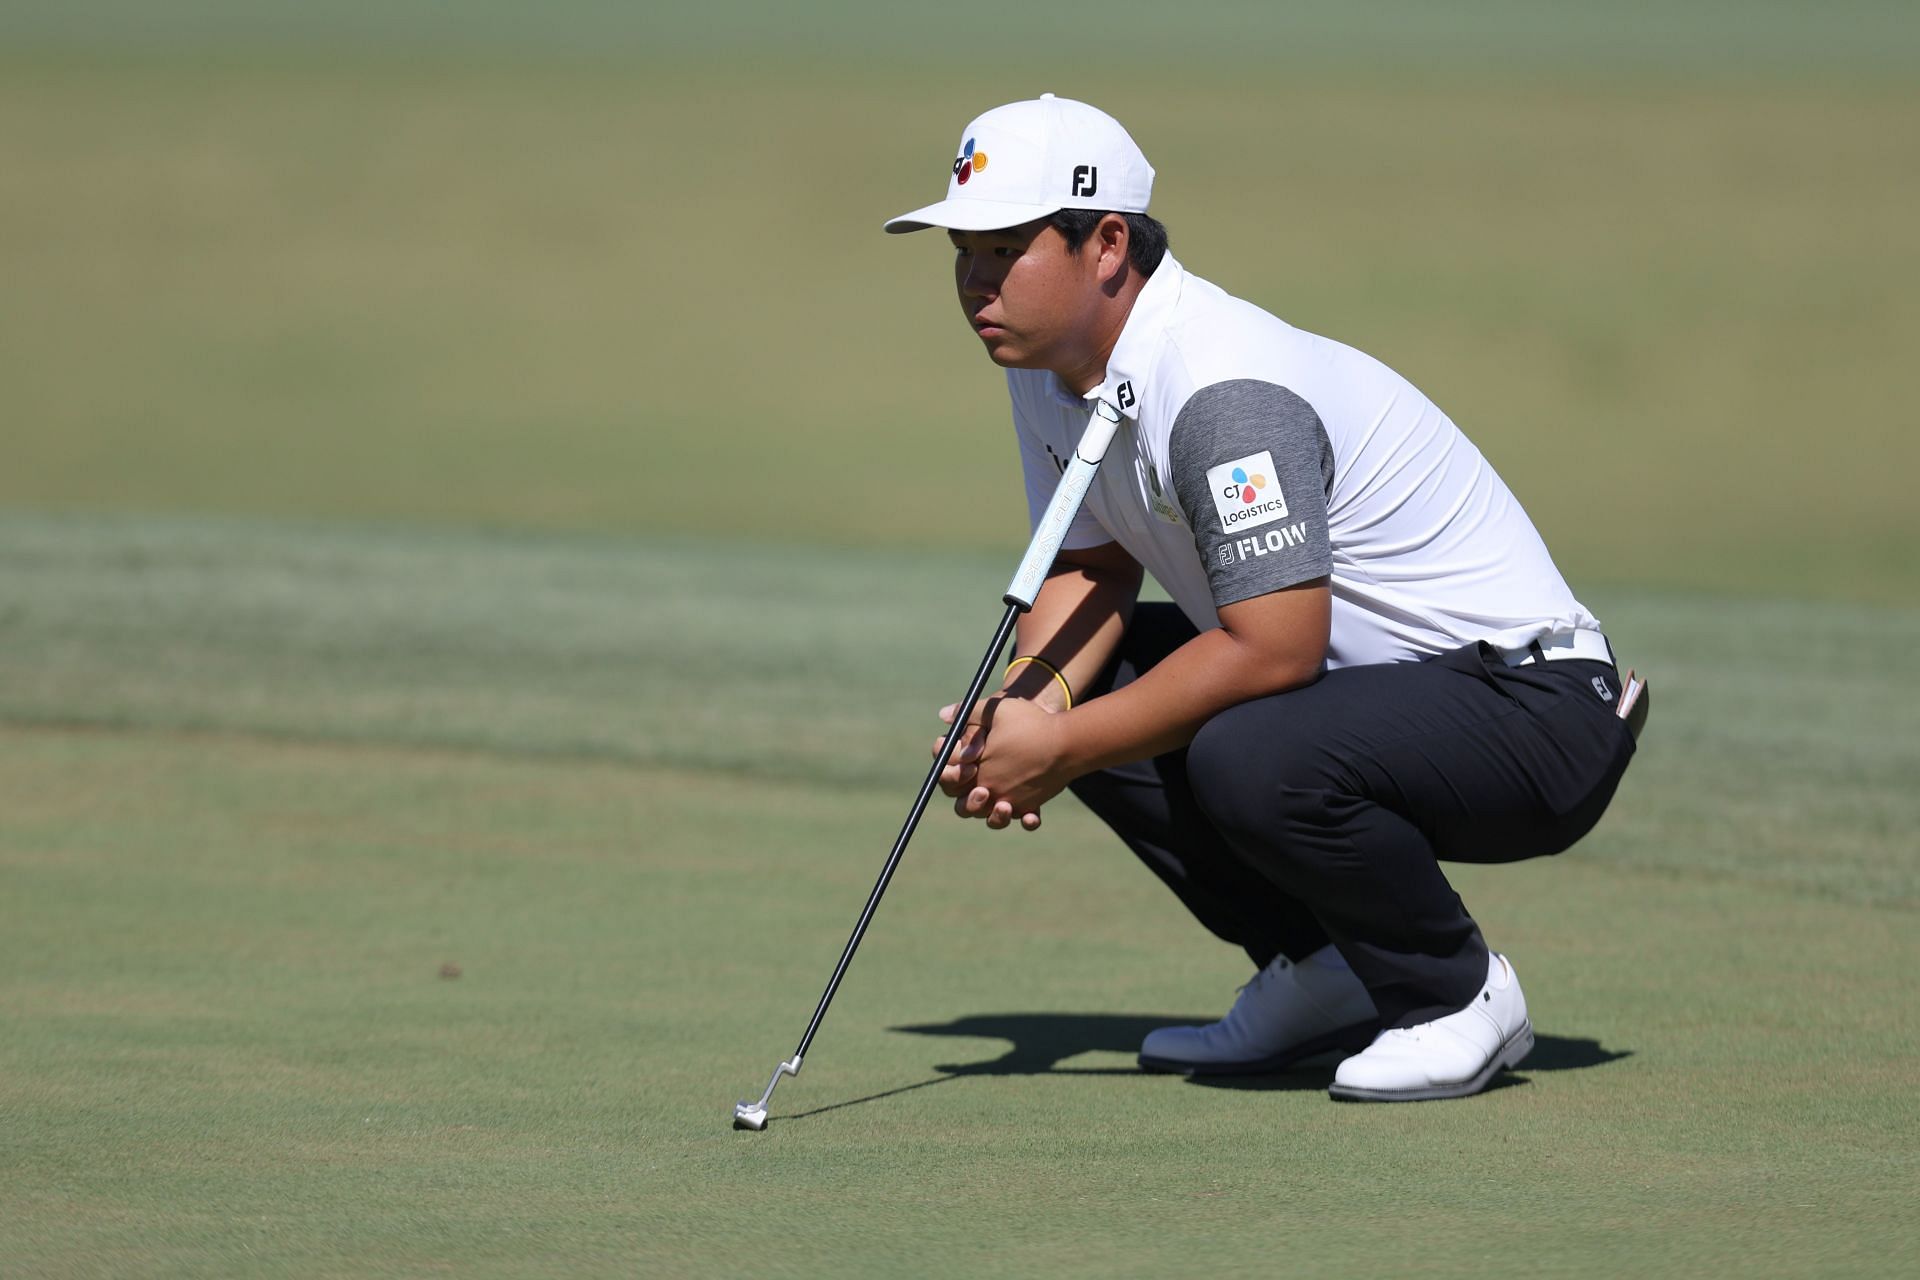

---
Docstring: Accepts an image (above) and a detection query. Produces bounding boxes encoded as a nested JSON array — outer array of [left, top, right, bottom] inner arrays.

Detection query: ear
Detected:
[[1093, 213, 1131, 286]]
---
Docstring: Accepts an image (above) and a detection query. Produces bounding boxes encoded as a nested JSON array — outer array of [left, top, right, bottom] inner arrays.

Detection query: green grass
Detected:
[[3, 6, 1917, 1272], [5, 2, 1919, 73], [2, 513, 1917, 1276], [3, 57, 1917, 603]]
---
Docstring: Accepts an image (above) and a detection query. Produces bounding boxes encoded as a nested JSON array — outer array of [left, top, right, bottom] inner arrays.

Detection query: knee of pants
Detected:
[[1186, 703, 1342, 847], [1066, 763, 1166, 835], [1065, 769, 1120, 819]]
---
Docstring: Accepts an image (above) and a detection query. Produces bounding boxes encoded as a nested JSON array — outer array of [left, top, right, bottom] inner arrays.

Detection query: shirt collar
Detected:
[[1045, 252, 1185, 418]]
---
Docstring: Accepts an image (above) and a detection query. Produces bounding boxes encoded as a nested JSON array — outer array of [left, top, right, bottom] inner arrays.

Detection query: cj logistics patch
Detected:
[[1207, 451, 1290, 533]]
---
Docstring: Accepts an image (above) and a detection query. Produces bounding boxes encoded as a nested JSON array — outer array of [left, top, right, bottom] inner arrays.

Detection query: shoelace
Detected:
[[1233, 956, 1289, 999]]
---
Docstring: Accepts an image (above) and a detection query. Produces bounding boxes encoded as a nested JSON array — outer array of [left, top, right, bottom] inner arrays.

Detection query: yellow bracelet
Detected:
[[1007, 655, 1073, 710]]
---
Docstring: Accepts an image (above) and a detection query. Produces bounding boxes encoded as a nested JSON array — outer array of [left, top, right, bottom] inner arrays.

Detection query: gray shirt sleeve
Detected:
[[1168, 379, 1335, 608]]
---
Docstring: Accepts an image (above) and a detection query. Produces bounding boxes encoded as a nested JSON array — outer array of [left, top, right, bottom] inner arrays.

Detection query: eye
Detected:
[[993, 246, 1019, 258]]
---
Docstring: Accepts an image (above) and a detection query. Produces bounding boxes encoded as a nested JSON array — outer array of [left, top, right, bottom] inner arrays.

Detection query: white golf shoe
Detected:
[[1139, 947, 1379, 1075], [1329, 952, 1534, 1102]]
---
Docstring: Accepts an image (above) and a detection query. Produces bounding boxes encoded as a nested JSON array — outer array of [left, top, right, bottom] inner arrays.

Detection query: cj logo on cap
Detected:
[[1207, 451, 1290, 533], [953, 137, 989, 186], [1072, 165, 1098, 197]]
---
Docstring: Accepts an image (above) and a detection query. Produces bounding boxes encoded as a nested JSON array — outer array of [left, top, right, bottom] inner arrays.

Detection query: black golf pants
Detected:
[[1066, 604, 1637, 1030]]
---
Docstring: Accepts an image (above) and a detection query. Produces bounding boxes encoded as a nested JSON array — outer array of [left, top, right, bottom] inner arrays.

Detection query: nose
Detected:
[[959, 256, 996, 301]]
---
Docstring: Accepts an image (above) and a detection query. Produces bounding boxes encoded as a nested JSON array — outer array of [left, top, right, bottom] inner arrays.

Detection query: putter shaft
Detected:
[[732, 602, 1022, 1126], [729, 398, 1122, 1130]]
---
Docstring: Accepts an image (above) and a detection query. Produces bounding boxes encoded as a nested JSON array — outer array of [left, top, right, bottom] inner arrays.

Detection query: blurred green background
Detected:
[[4, 1, 1916, 600], [4, 5, 1918, 1277]]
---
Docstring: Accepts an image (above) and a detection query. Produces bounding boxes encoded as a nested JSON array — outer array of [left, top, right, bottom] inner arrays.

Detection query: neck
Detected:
[[1057, 271, 1148, 396]]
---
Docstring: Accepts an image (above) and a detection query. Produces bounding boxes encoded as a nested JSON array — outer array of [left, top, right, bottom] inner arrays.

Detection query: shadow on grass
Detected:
[[781, 1013, 1632, 1119], [897, 1012, 1215, 1075]]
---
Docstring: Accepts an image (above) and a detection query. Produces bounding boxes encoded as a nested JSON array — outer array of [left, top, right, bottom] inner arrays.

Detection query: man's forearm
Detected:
[[1055, 583, 1329, 776], [1001, 553, 1142, 710]]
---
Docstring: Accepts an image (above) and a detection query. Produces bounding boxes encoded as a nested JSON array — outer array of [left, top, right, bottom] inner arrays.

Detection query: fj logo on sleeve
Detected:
[[1221, 525, 1313, 564], [1207, 451, 1290, 533], [1220, 524, 1311, 565]]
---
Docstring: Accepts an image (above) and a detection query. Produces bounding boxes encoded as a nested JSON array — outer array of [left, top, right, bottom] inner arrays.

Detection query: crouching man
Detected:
[[887, 96, 1639, 1101]]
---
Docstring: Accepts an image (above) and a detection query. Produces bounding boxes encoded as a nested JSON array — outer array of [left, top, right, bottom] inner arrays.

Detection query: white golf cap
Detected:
[[884, 94, 1154, 234]]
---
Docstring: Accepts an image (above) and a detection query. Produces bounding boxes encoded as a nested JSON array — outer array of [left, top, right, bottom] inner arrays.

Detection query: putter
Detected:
[[733, 398, 1124, 1131]]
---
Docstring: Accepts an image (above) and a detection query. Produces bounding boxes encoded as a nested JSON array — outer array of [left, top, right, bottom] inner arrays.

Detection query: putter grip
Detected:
[[1003, 400, 1123, 609]]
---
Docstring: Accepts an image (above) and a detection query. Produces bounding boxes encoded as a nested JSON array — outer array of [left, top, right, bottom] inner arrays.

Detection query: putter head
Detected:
[[730, 1053, 800, 1132]]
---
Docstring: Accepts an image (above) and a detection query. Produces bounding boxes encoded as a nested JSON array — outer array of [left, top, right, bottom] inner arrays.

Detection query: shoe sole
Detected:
[[1137, 1020, 1380, 1077], [1326, 1019, 1535, 1103]]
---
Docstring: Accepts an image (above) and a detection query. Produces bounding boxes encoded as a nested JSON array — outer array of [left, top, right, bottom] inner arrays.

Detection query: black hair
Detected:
[[1047, 209, 1170, 277]]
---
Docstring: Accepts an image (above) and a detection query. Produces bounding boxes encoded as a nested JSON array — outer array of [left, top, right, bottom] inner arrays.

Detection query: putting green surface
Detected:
[[2, 514, 1916, 1277], [3, 4, 1917, 1273]]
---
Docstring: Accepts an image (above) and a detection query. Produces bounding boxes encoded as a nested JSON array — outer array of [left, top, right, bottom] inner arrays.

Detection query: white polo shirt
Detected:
[[1010, 254, 1600, 669]]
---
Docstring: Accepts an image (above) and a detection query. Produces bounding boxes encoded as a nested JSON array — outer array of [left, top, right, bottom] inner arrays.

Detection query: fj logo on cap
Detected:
[[1207, 451, 1290, 533], [1072, 165, 1098, 197], [952, 137, 989, 185]]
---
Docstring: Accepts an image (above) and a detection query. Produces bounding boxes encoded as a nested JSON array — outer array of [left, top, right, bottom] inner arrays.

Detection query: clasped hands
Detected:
[[932, 695, 1074, 832]]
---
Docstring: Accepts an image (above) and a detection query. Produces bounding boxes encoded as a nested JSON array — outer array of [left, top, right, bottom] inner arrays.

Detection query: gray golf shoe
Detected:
[[1139, 948, 1379, 1076]]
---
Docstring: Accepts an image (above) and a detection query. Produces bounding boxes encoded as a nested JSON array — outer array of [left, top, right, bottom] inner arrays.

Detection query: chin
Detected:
[[981, 343, 1040, 370]]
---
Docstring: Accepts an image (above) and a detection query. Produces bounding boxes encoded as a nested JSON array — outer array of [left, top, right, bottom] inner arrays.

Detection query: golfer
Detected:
[[886, 95, 1641, 1102]]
